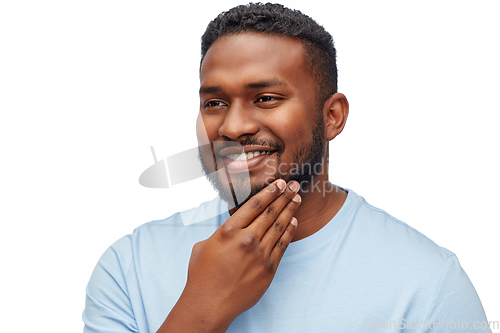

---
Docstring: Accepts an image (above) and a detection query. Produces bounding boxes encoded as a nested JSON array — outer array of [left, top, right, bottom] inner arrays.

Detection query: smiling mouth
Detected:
[[220, 150, 276, 173], [225, 150, 272, 160]]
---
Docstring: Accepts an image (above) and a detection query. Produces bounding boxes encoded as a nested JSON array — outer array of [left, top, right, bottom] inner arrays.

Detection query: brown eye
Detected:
[[205, 100, 226, 108], [255, 96, 284, 108], [258, 96, 277, 103]]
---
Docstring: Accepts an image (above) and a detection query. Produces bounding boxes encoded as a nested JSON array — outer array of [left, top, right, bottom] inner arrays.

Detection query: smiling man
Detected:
[[196, 30, 348, 235], [83, 3, 491, 333]]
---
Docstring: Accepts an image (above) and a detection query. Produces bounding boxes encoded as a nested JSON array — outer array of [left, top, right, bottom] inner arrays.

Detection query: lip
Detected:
[[218, 145, 276, 156], [221, 151, 275, 173]]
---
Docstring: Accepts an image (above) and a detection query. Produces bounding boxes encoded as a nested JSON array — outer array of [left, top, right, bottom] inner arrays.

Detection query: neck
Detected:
[[291, 179, 347, 241], [226, 159, 346, 240]]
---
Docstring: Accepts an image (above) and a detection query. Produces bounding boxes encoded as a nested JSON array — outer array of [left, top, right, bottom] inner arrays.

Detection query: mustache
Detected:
[[213, 138, 285, 156]]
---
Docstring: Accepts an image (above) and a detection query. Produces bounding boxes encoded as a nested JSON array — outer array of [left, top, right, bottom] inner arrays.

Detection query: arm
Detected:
[[420, 255, 492, 333], [83, 235, 139, 333], [157, 179, 301, 333]]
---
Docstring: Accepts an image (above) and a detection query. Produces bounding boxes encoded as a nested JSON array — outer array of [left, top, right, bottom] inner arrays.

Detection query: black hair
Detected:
[[201, 2, 338, 109]]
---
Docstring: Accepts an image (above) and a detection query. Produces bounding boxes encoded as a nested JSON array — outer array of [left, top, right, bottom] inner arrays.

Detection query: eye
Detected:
[[255, 95, 284, 108], [257, 96, 281, 103], [204, 100, 227, 109]]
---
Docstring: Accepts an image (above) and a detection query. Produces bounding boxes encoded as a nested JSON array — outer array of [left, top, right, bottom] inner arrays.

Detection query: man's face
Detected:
[[197, 32, 327, 207]]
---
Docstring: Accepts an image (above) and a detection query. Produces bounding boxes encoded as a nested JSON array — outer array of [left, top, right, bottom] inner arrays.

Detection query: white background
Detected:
[[1, 0, 498, 331]]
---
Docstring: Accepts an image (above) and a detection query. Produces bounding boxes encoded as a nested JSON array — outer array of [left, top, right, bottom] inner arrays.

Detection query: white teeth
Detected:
[[226, 151, 271, 160]]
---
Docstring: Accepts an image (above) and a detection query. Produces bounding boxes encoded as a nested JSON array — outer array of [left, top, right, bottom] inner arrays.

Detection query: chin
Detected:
[[213, 175, 274, 209]]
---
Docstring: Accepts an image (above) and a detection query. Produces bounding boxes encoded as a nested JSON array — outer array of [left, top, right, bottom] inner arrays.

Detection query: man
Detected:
[[83, 3, 491, 332]]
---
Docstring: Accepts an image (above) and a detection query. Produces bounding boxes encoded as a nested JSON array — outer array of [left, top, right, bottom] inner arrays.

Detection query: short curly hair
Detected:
[[201, 2, 338, 109]]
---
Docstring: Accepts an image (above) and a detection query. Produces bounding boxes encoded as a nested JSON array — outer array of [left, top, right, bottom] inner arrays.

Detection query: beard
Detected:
[[199, 111, 326, 209]]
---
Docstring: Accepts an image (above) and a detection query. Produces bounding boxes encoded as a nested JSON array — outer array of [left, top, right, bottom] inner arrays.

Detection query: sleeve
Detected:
[[419, 255, 492, 333], [83, 235, 139, 333]]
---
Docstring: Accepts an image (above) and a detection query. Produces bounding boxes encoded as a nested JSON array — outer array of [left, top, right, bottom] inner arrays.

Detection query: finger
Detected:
[[260, 193, 301, 252], [268, 217, 298, 271], [246, 180, 300, 239], [223, 179, 286, 230]]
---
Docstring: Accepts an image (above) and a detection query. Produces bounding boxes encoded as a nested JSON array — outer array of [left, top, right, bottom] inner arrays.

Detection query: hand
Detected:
[[164, 179, 301, 332]]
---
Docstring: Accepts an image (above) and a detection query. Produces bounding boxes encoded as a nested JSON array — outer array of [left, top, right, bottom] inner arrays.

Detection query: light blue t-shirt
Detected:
[[83, 190, 491, 332]]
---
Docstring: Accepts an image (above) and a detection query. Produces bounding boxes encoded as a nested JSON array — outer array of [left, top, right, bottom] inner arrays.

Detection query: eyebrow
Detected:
[[199, 86, 221, 95], [199, 78, 287, 95], [245, 78, 286, 89]]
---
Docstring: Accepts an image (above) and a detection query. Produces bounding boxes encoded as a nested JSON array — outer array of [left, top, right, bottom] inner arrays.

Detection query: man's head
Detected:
[[197, 3, 348, 208], [201, 3, 337, 108]]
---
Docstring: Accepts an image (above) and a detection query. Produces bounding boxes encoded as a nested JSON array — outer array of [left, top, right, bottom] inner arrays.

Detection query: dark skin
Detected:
[[158, 32, 349, 332]]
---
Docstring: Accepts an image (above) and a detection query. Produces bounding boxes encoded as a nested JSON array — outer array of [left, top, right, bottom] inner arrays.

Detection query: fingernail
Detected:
[[290, 217, 298, 226], [292, 194, 301, 203], [288, 181, 299, 192], [276, 179, 286, 191]]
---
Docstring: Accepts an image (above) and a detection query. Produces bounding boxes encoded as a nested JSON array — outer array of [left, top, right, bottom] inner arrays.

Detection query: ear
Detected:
[[323, 93, 349, 141]]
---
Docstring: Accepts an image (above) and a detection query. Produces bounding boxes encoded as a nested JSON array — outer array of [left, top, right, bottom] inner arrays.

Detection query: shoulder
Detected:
[[84, 196, 227, 331], [345, 190, 455, 270], [337, 190, 491, 321], [129, 196, 227, 245], [88, 196, 226, 283]]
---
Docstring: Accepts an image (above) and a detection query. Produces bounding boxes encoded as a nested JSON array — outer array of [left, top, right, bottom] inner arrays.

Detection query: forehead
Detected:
[[200, 32, 310, 88]]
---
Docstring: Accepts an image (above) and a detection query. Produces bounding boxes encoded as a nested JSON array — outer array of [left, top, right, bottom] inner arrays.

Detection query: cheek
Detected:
[[196, 113, 215, 145], [268, 111, 312, 146]]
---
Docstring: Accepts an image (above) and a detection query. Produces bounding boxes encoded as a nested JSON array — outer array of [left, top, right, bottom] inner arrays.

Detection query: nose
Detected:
[[218, 102, 259, 140]]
